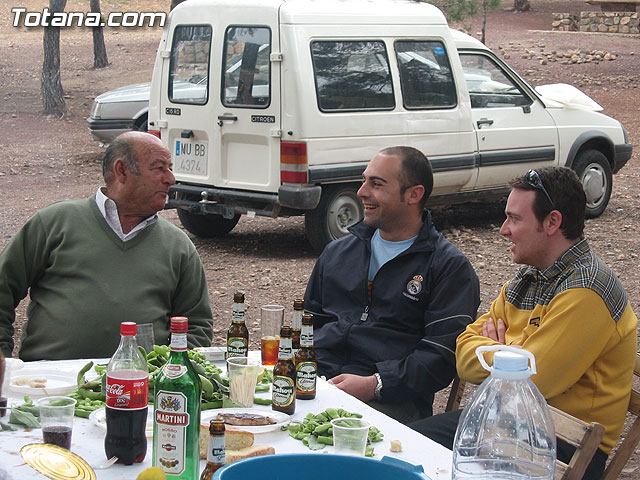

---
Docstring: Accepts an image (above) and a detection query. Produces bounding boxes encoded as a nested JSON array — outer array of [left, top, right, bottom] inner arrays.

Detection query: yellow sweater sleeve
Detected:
[[456, 285, 617, 397], [456, 282, 509, 384]]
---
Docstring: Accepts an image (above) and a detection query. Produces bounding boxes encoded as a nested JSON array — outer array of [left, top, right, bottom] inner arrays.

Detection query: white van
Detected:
[[148, 0, 631, 251]]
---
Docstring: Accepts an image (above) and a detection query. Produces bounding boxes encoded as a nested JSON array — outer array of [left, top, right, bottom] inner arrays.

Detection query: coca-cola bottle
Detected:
[[105, 322, 149, 465]]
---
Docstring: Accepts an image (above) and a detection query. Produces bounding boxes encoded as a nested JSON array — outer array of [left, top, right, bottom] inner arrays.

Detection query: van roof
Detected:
[[280, 0, 447, 25], [174, 0, 448, 25], [449, 29, 488, 50]]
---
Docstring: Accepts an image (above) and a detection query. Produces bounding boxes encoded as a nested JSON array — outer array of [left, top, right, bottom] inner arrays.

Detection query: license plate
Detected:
[[174, 140, 208, 175]]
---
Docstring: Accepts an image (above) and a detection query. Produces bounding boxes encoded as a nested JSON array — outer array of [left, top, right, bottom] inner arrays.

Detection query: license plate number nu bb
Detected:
[[174, 140, 208, 175]]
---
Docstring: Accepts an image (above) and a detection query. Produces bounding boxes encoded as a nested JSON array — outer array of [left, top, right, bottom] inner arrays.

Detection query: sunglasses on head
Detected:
[[524, 169, 556, 211]]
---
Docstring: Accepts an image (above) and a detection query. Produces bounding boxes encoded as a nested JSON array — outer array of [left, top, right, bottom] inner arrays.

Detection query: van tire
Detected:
[[572, 149, 612, 218], [305, 183, 363, 253], [177, 210, 240, 237]]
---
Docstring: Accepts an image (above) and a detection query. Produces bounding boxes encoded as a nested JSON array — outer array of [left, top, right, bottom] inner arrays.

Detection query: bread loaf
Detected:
[[199, 424, 254, 459], [198, 423, 275, 463], [225, 445, 275, 463]]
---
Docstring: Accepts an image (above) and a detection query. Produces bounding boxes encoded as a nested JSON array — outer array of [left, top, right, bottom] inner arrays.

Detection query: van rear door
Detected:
[[157, 8, 281, 194]]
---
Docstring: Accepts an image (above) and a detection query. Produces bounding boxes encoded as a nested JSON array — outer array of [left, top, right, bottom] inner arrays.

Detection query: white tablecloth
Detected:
[[0, 358, 452, 480]]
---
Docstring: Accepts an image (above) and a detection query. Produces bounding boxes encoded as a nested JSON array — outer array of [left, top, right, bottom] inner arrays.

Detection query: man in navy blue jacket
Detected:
[[304, 146, 480, 422]]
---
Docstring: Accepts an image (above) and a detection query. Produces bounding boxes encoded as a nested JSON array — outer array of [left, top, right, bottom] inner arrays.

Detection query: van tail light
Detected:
[[280, 141, 308, 184], [148, 130, 161, 139]]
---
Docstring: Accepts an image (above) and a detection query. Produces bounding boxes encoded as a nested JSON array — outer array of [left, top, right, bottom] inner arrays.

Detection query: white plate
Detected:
[[200, 408, 290, 434], [90, 407, 155, 438], [9, 373, 76, 396]]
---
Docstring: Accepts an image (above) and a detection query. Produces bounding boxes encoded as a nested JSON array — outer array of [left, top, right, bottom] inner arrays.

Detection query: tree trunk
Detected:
[[41, 0, 67, 117], [514, 0, 531, 12], [91, 0, 108, 68], [481, 0, 488, 44], [170, 0, 187, 10]]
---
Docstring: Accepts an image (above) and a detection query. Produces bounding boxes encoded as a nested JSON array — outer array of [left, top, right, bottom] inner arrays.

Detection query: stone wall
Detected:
[[552, 13, 579, 31], [579, 11, 639, 33], [553, 11, 640, 33]]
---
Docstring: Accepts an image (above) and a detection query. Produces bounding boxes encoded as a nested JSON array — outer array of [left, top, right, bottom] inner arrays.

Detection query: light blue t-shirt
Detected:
[[368, 229, 418, 281]]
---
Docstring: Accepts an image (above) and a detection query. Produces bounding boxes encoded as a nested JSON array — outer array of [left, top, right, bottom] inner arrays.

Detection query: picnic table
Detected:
[[0, 357, 453, 480]]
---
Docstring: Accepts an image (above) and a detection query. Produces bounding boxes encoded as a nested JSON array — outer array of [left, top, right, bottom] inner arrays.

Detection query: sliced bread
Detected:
[[225, 445, 275, 463], [199, 424, 254, 459]]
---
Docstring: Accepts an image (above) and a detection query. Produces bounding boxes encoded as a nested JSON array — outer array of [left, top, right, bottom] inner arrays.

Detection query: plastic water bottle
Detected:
[[452, 346, 556, 480]]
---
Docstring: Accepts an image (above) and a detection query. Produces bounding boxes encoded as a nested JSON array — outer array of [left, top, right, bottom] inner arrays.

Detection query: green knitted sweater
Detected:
[[0, 196, 213, 360]]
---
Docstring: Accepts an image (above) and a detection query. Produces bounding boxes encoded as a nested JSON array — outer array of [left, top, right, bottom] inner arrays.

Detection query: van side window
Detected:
[[311, 41, 394, 112], [459, 53, 532, 108], [222, 26, 271, 108], [168, 25, 212, 105], [395, 41, 456, 109]]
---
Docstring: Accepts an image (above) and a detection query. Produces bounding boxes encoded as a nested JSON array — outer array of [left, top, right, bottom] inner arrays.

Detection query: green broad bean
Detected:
[[253, 397, 272, 406], [324, 408, 339, 420], [76, 361, 94, 387], [313, 423, 331, 435], [202, 400, 224, 410], [317, 435, 333, 445]]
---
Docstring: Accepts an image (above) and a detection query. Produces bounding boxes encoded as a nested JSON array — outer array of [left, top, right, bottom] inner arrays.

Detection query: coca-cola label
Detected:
[[105, 375, 148, 409]]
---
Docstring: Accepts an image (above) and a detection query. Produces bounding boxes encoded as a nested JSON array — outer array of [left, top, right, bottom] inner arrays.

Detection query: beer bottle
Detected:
[[227, 292, 249, 359], [295, 313, 317, 400], [199, 420, 225, 480], [153, 317, 202, 480], [291, 299, 304, 359], [272, 325, 296, 415]]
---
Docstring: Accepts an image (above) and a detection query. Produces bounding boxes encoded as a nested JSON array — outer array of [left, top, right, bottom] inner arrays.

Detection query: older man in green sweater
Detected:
[[0, 132, 213, 361]]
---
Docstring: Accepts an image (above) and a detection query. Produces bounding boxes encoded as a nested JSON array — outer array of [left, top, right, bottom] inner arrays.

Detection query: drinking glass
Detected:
[[331, 417, 371, 456], [260, 305, 284, 366], [226, 357, 260, 407], [136, 323, 155, 355], [37, 396, 77, 450]]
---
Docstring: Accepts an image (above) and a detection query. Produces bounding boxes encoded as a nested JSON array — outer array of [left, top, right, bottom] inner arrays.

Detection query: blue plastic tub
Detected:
[[212, 454, 432, 480]]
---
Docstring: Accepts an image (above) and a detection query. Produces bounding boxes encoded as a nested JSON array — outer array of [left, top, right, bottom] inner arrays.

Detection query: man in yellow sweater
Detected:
[[410, 166, 637, 480]]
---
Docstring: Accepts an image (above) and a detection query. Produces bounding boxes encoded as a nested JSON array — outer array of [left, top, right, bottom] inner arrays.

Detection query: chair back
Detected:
[[551, 406, 605, 480], [601, 353, 640, 480]]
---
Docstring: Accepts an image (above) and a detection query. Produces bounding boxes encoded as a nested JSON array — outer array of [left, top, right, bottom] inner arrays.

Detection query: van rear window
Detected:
[[168, 25, 212, 105], [222, 26, 271, 108], [395, 41, 457, 109], [311, 41, 394, 112]]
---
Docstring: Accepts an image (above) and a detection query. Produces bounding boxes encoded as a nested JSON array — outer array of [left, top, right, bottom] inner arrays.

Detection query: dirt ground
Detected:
[[1, 0, 639, 475]]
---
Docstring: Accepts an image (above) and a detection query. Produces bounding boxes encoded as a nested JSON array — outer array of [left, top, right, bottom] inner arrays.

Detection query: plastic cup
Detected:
[[226, 357, 260, 408], [260, 305, 284, 366], [331, 417, 371, 456], [37, 396, 77, 450], [136, 323, 155, 355]]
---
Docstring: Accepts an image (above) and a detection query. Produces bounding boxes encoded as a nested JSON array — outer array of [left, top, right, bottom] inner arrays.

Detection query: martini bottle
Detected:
[[153, 317, 202, 480]]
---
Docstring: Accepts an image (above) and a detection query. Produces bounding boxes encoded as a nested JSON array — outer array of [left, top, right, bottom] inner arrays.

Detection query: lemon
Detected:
[[257, 366, 266, 383], [136, 467, 167, 480]]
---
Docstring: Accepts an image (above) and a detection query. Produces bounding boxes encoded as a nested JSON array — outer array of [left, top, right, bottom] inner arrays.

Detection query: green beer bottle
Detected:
[[153, 317, 202, 480]]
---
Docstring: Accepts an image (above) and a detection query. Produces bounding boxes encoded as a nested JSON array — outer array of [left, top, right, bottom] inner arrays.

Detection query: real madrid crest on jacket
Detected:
[[304, 211, 480, 418]]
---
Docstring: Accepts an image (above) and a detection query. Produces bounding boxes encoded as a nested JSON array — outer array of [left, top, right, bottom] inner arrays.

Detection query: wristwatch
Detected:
[[373, 373, 383, 400]]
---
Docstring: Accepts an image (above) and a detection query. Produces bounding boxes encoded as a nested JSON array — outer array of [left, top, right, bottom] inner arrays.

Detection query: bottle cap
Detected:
[[234, 292, 245, 303], [493, 350, 529, 377], [293, 299, 304, 310], [120, 322, 137, 336], [170, 316, 189, 333]]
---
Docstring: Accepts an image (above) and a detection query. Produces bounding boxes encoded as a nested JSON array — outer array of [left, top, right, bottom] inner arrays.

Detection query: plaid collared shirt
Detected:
[[505, 238, 628, 322]]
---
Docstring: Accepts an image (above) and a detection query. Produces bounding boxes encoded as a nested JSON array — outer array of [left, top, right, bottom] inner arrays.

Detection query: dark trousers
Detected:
[[409, 410, 608, 480]]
